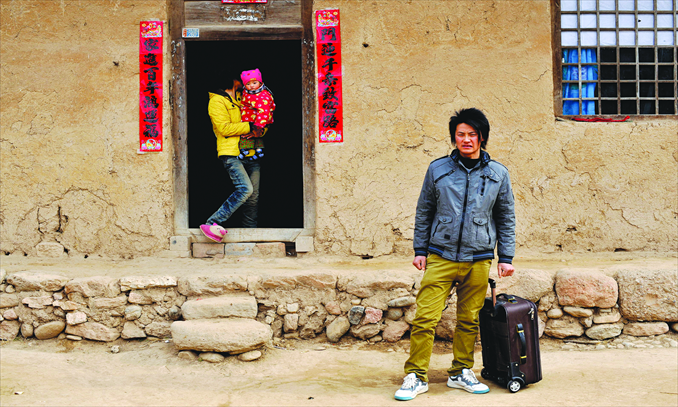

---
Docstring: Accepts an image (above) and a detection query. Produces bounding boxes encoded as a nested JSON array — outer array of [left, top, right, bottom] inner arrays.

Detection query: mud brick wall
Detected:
[[1, 1, 676, 259], [1, 269, 676, 345]]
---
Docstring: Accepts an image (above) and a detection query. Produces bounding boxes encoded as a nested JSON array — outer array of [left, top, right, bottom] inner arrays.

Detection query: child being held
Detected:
[[239, 69, 275, 160]]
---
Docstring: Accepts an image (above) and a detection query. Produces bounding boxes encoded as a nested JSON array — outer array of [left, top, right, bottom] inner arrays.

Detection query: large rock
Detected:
[[22, 296, 53, 309], [338, 272, 416, 298], [3, 309, 17, 320], [34, 321, 66, 339], [544, 316, 584, 338], [128, 288, 176, 305], [350, 323, 382, 340], [493, 269, 555, 302], [238, 350, 262, 362], [348, 306, 365, 325], [89, 296, 128, 310], [2, 308, 19, 321], [383, 320, 410, 342], [54, 300, 80, 311], [119, 276, 178, 291], [326, 316, 350, 342], [616, 269, 678, 322], [555, 269, 618, 308], [66, 311, 87, 325], [387, 296, 416, 308], [177, 275, 248, 296], [171, 318, 272, 353], [21, 322, 34, 338], [200, 352, 225, 363], [563, 306, 594, 318], [293, 272, 337, 289], [0, 320, 21, 341], [592, 308, 621, 324], [363, 307, 383, 324], [145, 321, 172, 338], [284, 314, 299, 332], [0, 293, 20, 308], [623, 322, 670, 337], [125, 305, 143, 321], [65, 276, 121, 298], [121, 321, 146, 339], [65, 321, 120, 342], [585, 323, 623, 340], [181, 296, 258, 320], [362, 289, 411, 310], [7, 271, 70, 292]]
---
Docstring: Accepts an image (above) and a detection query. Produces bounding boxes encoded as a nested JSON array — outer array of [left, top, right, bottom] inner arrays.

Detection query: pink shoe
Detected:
[[200, 223, 227, 242]]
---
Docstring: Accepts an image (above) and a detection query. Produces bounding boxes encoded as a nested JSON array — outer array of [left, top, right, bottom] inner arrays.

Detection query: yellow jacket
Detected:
[[208, 91, 251, 157]]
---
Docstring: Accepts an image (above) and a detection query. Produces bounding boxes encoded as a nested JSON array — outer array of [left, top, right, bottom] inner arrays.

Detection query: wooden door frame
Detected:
[[168, 0, 316, 243]]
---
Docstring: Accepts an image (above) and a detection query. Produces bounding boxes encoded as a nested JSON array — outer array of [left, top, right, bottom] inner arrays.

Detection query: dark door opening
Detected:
[[186, 40, 304, 229]]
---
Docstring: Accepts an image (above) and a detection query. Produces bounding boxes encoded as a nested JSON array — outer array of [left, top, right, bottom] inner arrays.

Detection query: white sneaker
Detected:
[[447, 368, 490, 394], [394, 373, 429, 401]]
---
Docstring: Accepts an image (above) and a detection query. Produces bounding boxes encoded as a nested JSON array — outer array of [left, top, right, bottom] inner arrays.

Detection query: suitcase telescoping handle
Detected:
[[488, 278, 496, 308]]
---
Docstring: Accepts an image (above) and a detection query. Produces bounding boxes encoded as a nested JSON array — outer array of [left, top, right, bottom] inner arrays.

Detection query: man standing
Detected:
[[200, 71, 265, 242], [395, 108, 516, 400]]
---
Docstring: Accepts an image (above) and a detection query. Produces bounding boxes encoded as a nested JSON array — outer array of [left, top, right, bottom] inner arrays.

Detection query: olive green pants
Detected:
[[404, 254, 491, 382]]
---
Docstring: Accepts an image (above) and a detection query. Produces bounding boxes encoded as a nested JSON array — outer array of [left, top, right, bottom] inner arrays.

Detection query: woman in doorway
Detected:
[[200, 70, 262, 242]]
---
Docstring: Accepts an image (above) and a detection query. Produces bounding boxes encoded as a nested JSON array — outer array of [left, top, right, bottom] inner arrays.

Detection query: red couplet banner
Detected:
[[315, 9, 343, 143], [222, 0, 267, 3], [139, 21, 163, 152]]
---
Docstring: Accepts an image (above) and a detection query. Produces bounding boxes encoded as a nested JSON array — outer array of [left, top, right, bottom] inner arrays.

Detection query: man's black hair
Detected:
[[448, 108, 490, 149]]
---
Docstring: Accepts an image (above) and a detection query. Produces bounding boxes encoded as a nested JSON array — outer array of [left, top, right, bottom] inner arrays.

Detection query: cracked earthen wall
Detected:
[[1, 0, 173, 257], [1, 0, 676, 259], [312, 0, 677, 257]]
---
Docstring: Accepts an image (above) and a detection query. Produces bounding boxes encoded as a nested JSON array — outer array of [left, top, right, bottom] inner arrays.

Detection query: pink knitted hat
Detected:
[[241, 69, 262, 84]]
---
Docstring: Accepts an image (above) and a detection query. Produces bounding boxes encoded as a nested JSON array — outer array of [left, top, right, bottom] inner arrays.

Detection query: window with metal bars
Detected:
[[555, 0, 677, 116]]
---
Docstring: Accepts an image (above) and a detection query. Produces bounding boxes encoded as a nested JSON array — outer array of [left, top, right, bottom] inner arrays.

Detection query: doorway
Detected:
[[185, 40, 304, 230]]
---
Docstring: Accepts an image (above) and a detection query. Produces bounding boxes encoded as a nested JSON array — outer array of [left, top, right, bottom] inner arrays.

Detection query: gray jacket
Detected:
[[413, 149, 515, 263]]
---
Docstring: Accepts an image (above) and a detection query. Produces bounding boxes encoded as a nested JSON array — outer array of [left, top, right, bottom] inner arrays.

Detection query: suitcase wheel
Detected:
[[507, 380, 522, 393]]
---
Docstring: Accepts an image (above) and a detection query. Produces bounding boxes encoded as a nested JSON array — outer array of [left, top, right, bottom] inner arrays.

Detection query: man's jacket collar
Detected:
[[450, 149, 492, 167]]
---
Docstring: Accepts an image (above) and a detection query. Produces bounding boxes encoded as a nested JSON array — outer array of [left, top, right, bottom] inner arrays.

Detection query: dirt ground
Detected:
[[1, 335, 677, 407]]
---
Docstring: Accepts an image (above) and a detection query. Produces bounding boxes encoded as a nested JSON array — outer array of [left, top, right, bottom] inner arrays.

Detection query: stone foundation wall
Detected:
[[1, 268, 676, 350]]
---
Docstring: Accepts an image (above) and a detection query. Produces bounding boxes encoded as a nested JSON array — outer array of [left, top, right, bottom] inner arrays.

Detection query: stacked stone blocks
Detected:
[[1, 267, 676, 348]]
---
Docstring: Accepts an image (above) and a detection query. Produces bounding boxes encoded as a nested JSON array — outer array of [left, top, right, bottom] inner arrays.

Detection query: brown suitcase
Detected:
[[479, 279, 542, 392]]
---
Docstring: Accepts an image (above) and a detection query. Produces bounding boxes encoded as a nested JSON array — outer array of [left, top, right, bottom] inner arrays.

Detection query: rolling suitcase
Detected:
[[479, 278, 542, 393]]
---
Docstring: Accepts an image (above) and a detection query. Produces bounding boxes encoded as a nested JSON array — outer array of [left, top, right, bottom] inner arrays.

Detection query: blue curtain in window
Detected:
[[563, 49, 597, 115]]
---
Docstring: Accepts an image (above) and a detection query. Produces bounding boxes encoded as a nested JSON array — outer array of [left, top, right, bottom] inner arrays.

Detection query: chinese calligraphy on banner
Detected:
[[139, 21, 163, 152], [315, 9, 343, 143]]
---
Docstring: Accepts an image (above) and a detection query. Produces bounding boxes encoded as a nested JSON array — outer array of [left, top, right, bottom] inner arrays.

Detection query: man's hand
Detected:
[[413, 256, 427, 270], [497, 263, 515, 278]]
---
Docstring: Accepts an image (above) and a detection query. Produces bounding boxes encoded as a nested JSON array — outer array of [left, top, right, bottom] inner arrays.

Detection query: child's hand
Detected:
[[241, 132, 254, 139], [251, 126, 265, 138]]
